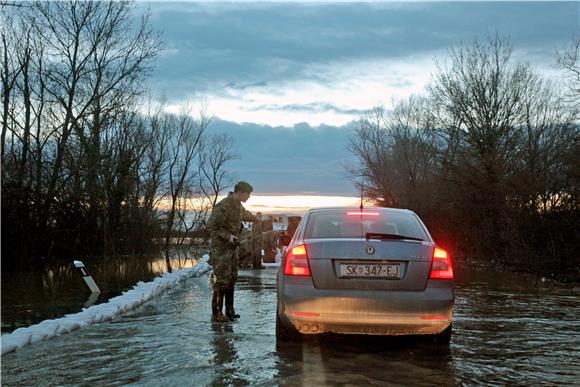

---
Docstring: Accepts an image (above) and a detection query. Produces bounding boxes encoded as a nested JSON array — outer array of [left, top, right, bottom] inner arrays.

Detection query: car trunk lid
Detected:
[[305, 238, 433, 291]]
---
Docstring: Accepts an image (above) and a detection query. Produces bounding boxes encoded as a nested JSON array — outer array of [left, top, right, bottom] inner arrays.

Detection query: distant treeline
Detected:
[[349, 35, 579, 280], [1, 1, 236, 268]]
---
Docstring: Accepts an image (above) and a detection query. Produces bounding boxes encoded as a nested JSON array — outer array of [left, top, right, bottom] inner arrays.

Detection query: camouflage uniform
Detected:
[[262, 230, 279, 263], [207, 192, 256, 290], [251, 218, 264, 269]]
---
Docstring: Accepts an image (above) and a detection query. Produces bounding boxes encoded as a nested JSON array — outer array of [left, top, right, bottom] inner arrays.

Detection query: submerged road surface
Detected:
[[1, 265, 579, 385]]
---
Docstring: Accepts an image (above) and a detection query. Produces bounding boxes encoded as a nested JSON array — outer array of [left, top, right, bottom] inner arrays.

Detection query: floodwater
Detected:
[[1, 252, 199, 333], [1, 261, 579, 385]]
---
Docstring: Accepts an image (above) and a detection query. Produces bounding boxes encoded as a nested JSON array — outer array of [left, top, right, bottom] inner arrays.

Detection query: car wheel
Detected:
[[434, 323, 452, 344], [276, 310, 301, 342]]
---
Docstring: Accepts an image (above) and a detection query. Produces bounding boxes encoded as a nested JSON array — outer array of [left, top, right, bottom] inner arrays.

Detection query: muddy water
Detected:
[[1, 262, 579, 385], [1, 252, 200, 333]]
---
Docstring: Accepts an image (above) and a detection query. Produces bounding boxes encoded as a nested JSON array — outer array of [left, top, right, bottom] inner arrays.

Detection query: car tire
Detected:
[[434, 323, 452, 344], [276, 310, 301, 342]]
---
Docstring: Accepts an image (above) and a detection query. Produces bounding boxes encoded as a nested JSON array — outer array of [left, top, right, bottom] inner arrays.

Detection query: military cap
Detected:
[[234, 181, 253, 193]]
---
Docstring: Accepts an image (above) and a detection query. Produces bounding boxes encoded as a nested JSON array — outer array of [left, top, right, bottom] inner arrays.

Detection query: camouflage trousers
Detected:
[[252, 239, 263, 267], [252, 248, 263, 267], [209, 245, 239, 290]]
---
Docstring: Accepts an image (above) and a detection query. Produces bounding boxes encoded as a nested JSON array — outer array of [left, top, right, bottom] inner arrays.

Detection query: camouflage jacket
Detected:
[[207, 192, 257, 247], [251, 220, 263, 243], [252, 221, 263, 250]]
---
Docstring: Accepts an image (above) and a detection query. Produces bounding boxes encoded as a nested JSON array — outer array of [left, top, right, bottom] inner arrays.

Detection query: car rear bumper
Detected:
[[281, 313, 451, 336], [278, 278, 454, 336]]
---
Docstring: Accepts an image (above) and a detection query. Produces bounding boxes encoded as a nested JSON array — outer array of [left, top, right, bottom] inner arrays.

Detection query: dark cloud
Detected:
[[205, 119, 359, 195], [139, 1, 579, 195], [248, 102, 369, 115], [144, 2, 579, 98], [224, 81, 269, 90]]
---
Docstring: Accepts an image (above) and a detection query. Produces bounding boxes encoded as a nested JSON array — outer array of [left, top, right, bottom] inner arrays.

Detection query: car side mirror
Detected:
[[278, 235, 291, 246]]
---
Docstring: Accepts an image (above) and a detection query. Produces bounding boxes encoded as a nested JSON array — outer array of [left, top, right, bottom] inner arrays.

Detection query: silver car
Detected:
[[276, 207, 454, 342]]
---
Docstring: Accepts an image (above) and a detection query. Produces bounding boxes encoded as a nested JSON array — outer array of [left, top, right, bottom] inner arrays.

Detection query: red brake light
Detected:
[[284, 244, 311, 276], [346, 211, 379, 216], [430, 247, 453, 279]]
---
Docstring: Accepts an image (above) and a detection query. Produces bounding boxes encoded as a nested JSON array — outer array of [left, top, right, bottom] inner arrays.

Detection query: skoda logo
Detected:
[[365, 246, 375, 255]]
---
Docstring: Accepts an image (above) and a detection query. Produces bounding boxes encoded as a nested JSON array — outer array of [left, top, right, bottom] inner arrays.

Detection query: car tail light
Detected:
[[284, 244, 311, 276], [429, 247, 453, 279]]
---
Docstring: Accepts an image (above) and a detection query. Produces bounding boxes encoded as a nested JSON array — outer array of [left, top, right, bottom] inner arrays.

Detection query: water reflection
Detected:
[[84, 292, 101, 308], [275, 335, 454, 386], [210, 323, 248, 386], [1, 250, 205, 333], [450, 268, 580, 385], [240, 270, 265, 295]]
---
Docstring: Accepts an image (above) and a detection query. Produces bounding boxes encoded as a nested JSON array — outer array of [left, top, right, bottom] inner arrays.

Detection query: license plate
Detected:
[[339, 263, 401, 279]]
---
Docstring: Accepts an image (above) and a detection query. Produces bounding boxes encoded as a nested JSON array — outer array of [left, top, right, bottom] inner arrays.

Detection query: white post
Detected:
[[73, 260, 101, 294], [84, 292, 100, 308]]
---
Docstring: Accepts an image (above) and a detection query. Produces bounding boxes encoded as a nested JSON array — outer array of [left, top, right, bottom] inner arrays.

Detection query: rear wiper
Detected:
[[365, 232, 423, 242]]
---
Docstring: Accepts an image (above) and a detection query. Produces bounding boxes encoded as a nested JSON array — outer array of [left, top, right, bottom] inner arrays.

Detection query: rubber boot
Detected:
[[211, 289, 229, 322], [225, 288, 240, 321], [253, 253, 260, 270]]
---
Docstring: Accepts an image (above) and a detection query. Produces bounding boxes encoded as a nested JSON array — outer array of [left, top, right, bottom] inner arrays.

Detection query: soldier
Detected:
[[207, 181, 258, 322], [251, 212, 265, 269]]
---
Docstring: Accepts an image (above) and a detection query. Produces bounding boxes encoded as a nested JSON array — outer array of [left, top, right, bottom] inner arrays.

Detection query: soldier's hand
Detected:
[[209, 273, 217, 287], [229, 234, 240, 247]]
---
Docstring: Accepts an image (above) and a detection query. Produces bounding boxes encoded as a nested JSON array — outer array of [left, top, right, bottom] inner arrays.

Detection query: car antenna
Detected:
[[359, 177, 364, 236], [359, 181, 364, 211]]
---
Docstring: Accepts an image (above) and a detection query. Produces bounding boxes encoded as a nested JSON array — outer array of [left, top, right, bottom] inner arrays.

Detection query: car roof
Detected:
[[305, 206, 415, 215]]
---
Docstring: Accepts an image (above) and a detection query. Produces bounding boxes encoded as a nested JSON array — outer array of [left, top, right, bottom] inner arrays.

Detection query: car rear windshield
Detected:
[[304, 210, 429, 240]]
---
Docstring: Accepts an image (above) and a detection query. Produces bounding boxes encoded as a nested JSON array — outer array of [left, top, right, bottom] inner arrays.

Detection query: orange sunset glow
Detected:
[[244, 195, 374, 215]]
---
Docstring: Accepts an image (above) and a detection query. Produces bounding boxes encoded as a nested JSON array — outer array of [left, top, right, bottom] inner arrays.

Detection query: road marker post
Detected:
[[73, 260, 101, 294]]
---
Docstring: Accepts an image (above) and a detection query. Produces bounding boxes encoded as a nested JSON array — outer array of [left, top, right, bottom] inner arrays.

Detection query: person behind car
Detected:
[[251, 212, 265, 269], [207, 181, 258, 322]]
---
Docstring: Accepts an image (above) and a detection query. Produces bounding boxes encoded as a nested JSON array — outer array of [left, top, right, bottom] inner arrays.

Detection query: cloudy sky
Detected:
[[142, 1, 578, 200]]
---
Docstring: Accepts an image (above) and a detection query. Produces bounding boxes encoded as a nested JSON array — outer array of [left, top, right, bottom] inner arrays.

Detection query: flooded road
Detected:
[[2, 264, 579, 385]]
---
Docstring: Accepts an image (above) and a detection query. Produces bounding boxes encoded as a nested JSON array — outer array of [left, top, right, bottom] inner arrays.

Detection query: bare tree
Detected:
[[515, 78, 577, 211], [385, 96, 439, 212], [198, 133, 237, 208], [348, 107, 398, 206], [348, 34, 578, 276], [426, 34, 540, 261], [193, 132, 237, 243], [162, 107, 210, 270], [557, 35, 580, 108], [348, 99, 438, 211], [0, 10, 18, 167], [135, 101, 172, 246], [1, 1, 162, 265]]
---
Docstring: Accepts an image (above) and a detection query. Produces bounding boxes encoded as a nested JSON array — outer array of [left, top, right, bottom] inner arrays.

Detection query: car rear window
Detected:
[[304, 210, 429, 240]]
